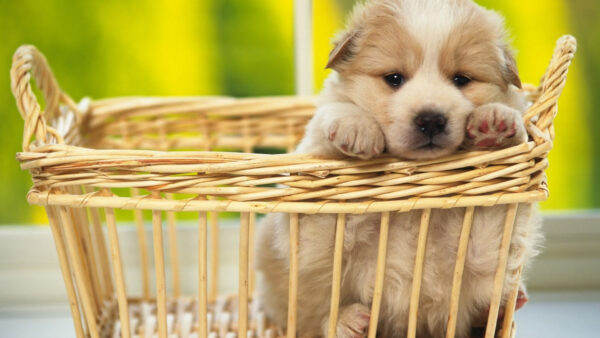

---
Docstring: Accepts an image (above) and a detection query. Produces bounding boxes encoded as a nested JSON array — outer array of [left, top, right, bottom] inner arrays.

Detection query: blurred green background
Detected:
[[0, 0, 597, 224]]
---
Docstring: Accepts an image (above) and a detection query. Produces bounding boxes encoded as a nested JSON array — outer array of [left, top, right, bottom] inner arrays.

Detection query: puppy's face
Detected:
[[328, 0, 521, 160]]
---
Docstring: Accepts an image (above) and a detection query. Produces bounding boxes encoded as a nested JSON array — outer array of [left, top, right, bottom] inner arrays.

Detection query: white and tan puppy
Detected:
[[256, 0, 541, 337]]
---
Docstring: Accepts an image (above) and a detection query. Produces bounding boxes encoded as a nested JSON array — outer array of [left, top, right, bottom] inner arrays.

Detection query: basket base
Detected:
[[99, 296, 515, 338], [104, 296, 280, 338]]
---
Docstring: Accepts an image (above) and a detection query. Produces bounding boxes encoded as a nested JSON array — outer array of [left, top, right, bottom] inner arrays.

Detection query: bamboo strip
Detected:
[[151, 193, 168, 338], [46, 206, 86, 338], [327, 214, 346, 338], [89, 206, 113, 298], [104, 206, 130, 338], [66, 203, 100, 317], [484, 204, 519, 338], [407, 209, 432, 338], [367, 212, 391, 338], [287, 213, 300, 338], [502, 204, 534, 338], [166, 194, 181, 298], [73, 198, 103, 311], [239, 212, 250, 338], [80, 187, 109, 301], [249, 212, 256, 299], [59, 206, 100, 338], [26, 189, 548, 214], [445, 206, 475, 338], [198, 211, 208, 338], [500, 266, 524, 338], [132, 188, 151, 300], [209, 211, 219, 303]]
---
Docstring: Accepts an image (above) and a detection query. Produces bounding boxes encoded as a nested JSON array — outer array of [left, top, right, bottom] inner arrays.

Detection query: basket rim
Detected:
[[12, 36, 577, 212]]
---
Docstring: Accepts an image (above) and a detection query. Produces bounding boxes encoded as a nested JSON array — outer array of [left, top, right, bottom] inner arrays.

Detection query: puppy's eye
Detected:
[[383, 73, 406, 88], [453, 74, 471, 88]]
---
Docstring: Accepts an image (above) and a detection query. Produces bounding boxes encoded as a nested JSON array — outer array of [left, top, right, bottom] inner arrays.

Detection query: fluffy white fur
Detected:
[[256, 1, 543, 337]]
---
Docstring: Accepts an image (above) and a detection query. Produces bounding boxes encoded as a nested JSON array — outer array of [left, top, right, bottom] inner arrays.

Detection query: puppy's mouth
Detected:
[[393, 134, 459, 160], [417, 140, 443, 150]]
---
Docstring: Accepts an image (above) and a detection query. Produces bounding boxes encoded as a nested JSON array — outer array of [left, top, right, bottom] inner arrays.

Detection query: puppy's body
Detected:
[[256, 1, 542, 337], [257, 208, 541, 337]]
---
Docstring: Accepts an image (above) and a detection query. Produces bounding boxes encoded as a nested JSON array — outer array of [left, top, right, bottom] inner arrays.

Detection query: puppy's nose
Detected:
[[414, 111, 447, 137]]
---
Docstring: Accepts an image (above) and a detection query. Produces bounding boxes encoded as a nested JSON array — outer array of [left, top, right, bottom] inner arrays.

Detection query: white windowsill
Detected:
[[0, 211, 598, 337]]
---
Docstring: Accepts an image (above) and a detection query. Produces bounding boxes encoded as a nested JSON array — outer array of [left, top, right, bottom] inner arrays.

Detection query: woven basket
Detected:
[[12, 35, 576, 338]]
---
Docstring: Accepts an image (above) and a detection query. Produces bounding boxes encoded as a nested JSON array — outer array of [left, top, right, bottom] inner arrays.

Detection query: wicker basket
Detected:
[[12, 35, 576, 338]]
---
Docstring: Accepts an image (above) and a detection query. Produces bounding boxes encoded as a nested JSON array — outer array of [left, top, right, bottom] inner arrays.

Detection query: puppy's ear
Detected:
[[502, 46, 522, 89], [326, 30, 359, 69]]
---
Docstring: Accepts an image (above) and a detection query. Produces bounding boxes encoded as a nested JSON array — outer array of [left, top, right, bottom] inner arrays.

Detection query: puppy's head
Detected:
[[327, 0, 521, 160]]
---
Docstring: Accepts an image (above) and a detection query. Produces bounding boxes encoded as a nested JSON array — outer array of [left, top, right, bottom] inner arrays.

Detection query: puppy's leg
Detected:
[[462, 103, 527, 150], [322, 303, 371, 338], [296, 102, 385, 159]]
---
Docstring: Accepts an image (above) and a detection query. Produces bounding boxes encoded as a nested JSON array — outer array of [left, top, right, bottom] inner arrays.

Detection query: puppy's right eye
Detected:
[[383, 73, 405, 88]]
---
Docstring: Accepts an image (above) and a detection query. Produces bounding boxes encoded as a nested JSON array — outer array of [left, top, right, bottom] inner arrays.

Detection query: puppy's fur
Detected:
[[256, 1, 542, 337]]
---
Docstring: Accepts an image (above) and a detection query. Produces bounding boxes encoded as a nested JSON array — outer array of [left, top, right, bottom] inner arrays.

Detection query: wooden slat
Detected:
[[89, 206, 113, 298], [167, 193, 181, 298], [74, 200, 103, 310], [209, 211, 219, 303], [502, 204, 533, 338], [47, 206, 86, 338], [287, 213, 300, 338], [152, 193, 168, 338], [67, 205, 99, 317], [132, 188, 151, 300], [501, 266, 524, 338], [239, 213, 250, 338], [367, 212, 390, 338], [249, 212, 256, 299], [407, 209, 431, 338], [60, 206, 100, 338], [198, 211, 208, 338], [446, 206, 475, 338], [327, 214, 346, 338], [485, 204, 518, 338], [104, 206, 131, 338]]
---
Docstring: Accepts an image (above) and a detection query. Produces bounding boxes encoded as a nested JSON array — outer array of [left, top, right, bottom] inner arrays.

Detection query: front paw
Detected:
[[326, 115, 385, 159], [463, 103, 527, 150], [335, 303, 371, 338]]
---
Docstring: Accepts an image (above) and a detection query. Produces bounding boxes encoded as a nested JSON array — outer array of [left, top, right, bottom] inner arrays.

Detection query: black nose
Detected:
[[414, 111, 447, 137]]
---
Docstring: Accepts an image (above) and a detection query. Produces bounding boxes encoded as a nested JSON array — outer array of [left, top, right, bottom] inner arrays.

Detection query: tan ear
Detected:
[[502, 46, 522, 89], [326, 30, 359, 69]]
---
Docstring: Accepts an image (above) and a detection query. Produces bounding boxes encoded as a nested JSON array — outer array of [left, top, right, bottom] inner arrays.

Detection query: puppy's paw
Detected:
[[336, 303, 371, 338], [515, 287, 529, 311], [325, 115, 385, 159], [463, 103, 527, 150]]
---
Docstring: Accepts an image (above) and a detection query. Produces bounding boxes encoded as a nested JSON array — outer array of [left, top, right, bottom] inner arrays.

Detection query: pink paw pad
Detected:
[[465, 107, 523, 149], [515, 289, 529, 311]]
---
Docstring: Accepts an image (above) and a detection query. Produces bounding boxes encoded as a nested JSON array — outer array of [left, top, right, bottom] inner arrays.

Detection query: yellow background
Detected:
[[0, 0, 597, 224]]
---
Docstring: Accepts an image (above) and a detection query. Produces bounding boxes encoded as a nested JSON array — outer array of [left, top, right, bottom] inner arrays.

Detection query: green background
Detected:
[[1, 0, 597, 224]]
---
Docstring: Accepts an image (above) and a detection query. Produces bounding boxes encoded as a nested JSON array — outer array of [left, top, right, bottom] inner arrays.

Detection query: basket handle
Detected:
[[524, 35, 577, 141], [11, 45, 78, 151]]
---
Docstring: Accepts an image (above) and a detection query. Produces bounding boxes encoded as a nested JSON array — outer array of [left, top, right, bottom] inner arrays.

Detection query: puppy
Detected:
[[256, 0, 542, 337]]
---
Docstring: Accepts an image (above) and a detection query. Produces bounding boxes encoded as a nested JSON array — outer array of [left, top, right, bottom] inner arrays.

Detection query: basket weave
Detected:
[[12, 35, 576, 338]]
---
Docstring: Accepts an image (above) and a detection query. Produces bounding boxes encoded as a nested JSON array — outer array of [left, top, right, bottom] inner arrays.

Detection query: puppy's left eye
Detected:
[[453, 74, 472, 88], [383, 73, 406, 89]]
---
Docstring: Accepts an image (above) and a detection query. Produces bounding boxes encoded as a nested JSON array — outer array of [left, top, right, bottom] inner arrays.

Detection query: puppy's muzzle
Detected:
[[414, 111, 447, 137]]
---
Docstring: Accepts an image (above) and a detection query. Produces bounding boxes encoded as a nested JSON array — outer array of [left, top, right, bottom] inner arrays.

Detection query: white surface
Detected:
[[1, 292, 599, 338], [0, 212, 598, 336], [515, 291, 600, 338], [1, 213, 599, 305]]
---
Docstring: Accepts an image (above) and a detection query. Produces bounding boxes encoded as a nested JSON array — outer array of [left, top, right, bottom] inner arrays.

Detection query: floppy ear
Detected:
[[502, 46, 522, 89], [326, 30, 359, 69]]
